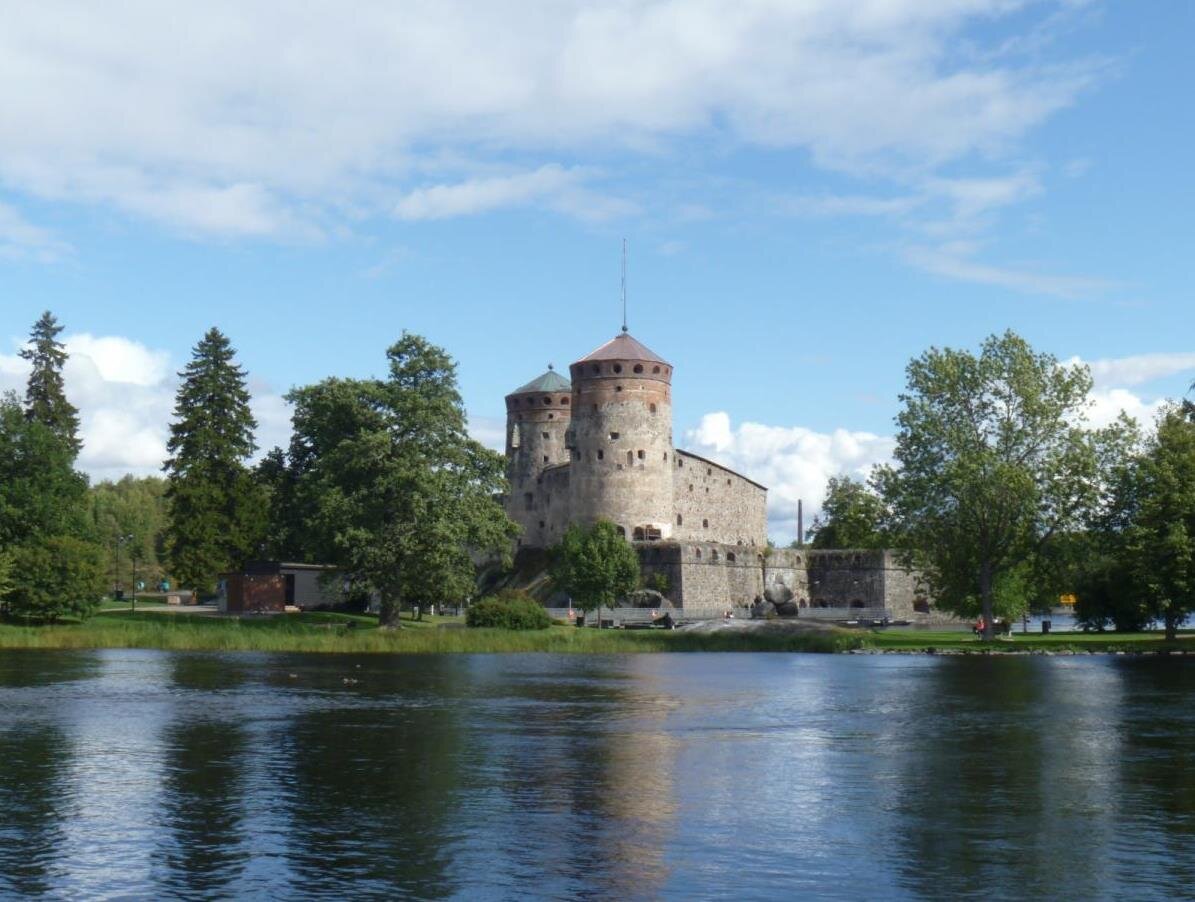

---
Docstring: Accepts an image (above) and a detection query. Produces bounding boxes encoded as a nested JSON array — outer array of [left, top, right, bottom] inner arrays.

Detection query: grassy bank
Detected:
[[0, 610, 862, 654], [862, 628, 1195, 654]]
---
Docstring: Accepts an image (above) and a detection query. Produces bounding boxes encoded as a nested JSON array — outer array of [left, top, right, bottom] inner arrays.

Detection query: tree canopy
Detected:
[[164, 328, 265, 594], [281, 333, 516, 626], [550, 520, 640, 620], [807, 475, 888, 549], [875, 330, 1121, 639], [20, 311, 80, 455]]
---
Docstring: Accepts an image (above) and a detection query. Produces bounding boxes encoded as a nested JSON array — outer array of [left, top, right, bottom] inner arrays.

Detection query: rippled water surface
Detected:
[[1, 650, 1193, 899]]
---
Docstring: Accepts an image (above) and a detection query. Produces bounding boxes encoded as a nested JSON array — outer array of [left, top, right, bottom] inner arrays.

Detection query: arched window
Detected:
[[637, 449, 645, 460], [711, 550, 719, 561], [613, 364, 622, 374], [543, 397, 552, 405], [616, 525, 626, 537], [615, 385, 623, 392], [633, 364, 643, 374], [633, 527, 645, 541], [649, 403, 657, 414], [702, 519, 709, 528], [676, 514, 683, 526], [626, 450, 634, 466], [591, 364, 600, 375], [727, 552, 736, 562], [652, 365, 661, 374], [694, 548, 702, 559], [597, 450, 604, 460], [562, 397, 570, 406]]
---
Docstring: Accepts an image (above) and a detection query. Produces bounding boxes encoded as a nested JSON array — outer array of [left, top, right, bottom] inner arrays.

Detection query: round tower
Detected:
[[567, 331, 674, 540], [505, 366, 572, 547]]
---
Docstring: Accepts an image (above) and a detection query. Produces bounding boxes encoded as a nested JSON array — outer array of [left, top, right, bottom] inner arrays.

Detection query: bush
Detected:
[[3, 535, 107, 621], [466, 594, 551, 630]]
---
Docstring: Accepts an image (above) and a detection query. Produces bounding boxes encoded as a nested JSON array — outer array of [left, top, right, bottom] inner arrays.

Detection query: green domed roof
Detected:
[[511, 367, 571, 395]]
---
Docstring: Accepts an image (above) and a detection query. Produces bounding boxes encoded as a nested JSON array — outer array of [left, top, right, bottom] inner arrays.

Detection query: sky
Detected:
[[1, 1, 1192, 541]]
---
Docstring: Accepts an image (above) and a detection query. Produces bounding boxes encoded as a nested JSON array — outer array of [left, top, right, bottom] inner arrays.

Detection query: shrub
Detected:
[[466, 594, 551, 630]]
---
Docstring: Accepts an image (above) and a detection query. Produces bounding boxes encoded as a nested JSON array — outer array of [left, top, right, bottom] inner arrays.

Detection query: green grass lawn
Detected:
[[862, 627, 1195, 654], [0, 609, 861, 654], [2, 609, 1190, 655]]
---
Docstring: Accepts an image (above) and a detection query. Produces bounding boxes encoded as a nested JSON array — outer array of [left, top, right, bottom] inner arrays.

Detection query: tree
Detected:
[[20, 311, 81, 455], [163, 329, 265, 594], [2, 535, 106, 621], [875, 331, 1117, 640], [1117, 406, 1195, 639], [550, 520, 639, 626], [87, 476, 171, 592], [285, 334, 516, 627], [0, 393, 89, 545], [807, 475, 888, 549]]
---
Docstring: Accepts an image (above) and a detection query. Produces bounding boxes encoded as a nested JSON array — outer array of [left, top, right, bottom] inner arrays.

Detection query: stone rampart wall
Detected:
[[671, 449, 767, 548]]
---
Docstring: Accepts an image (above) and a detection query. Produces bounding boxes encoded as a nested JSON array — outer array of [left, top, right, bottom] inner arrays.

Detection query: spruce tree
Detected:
[[164, 328, 265, 594], [20, 311, 81, 455]]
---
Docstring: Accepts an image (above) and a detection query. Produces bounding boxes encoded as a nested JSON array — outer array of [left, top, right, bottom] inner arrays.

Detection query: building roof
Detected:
[[511, 367, 572, 395], [576, 331, 669, 365]]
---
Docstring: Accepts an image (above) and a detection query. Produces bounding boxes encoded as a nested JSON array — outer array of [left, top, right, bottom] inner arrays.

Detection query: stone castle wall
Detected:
[[671, 449, 767, 547], [634, 543, 939, 621]]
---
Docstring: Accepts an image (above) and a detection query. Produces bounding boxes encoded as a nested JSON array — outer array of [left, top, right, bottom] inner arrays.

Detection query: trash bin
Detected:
[[1042, 620, 1052, 634]]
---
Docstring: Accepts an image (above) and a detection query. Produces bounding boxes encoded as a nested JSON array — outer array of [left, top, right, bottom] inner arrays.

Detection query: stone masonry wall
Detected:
[[567, 359, 674, 541], [671, 449, 767, 548], [505, 388, 572, 548]]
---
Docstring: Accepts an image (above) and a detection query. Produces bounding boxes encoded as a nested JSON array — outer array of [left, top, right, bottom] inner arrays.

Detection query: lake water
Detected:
[[1, 649, 1192, 900]]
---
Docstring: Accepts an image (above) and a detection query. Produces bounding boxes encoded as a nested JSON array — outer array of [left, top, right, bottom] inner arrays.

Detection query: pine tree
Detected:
[[164, 328, 265, 594], [20, 311, 81, 455]]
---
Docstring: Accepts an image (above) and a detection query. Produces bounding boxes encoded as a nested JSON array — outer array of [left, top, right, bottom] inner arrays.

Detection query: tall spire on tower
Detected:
[[621, 237, 628, 333]]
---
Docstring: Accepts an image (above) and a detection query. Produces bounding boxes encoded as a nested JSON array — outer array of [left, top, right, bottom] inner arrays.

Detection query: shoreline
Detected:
[[0, 610, 1192, 656]]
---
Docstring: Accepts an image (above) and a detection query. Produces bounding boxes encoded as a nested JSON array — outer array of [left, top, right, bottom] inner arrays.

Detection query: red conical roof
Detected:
[[575, 332, 668, 365]]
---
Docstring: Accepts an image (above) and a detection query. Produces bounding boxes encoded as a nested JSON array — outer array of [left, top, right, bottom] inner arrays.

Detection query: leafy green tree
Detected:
[[87, 476, 171, 591], [1118, 406, 1195, 639], [164, 329, 266, 594], [807, 475, 889, 549], [20, 311, 81, 455], [0, 393, 89, 545], [3, 535, 106, 621], [875, 331, 1119, 640], [0, 549, 12, 601], [550, 520, 640, 626], [285, 334, 516, 627]]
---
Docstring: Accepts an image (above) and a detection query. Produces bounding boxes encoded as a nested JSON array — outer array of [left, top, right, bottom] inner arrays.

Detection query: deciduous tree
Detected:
[[285, 334, 516, 627], [875, 331, 1119, 640], [807, 475, 888, 549], [550, 520, 640, 625]]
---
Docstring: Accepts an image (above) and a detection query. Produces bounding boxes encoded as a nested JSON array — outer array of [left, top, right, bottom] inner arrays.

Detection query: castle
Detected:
[[504, 329, 930, 620]]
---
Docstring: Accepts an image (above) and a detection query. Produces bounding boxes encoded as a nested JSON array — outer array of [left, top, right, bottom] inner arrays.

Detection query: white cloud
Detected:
[[0, 201, 70, 261], [1067, 352, 1195, 388], [0, 1, 1101, 236], [0, 333, 289, 481], [779, 193, 925, 218], [394, 165, 633, 222], [904, 242, 1114, 299], [683, 412, 895, 543], [468, 416, 507, 452]]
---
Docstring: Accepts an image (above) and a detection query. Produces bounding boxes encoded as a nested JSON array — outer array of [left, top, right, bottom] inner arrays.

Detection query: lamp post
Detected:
[[118, 533, 136, 613]]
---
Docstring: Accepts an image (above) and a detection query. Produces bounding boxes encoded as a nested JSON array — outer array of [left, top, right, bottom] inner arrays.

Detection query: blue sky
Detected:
[[1, 1, 1192, 539]]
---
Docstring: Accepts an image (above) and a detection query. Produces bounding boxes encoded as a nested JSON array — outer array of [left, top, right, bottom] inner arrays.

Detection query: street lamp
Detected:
[[118, 534, 137, 614]]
